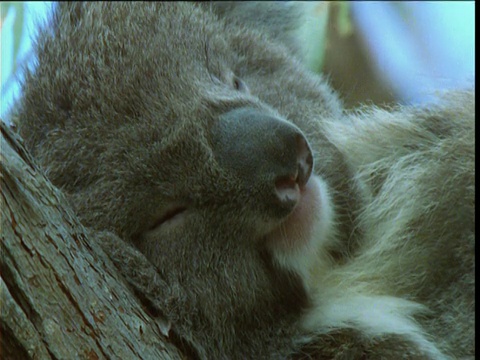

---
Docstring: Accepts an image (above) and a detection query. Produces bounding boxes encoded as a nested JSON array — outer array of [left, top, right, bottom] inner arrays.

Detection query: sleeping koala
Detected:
[[15, 2, 474, 359]]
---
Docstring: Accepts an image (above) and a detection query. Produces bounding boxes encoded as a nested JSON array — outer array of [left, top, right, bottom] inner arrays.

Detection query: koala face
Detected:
[[17, 2, 352, 353]]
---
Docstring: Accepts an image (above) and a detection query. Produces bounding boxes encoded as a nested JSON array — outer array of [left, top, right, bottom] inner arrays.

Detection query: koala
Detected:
[[14, 2, 474, 359]]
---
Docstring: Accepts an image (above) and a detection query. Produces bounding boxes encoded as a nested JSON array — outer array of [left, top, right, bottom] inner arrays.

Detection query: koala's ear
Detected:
[[205, 2, 304, 32], [204, 2, 305, 43], [55, 2, 84, 22], [202, 1, 327, 69]]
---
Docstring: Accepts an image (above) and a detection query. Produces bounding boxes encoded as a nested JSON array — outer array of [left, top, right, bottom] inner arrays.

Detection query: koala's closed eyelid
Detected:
[[148, 205, 188, 231], [207, 68, 248, 93], [233, 76, 249, 93]]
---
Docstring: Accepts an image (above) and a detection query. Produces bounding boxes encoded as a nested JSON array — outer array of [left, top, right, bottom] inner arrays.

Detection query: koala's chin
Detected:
[[266, 174, 336, 288]]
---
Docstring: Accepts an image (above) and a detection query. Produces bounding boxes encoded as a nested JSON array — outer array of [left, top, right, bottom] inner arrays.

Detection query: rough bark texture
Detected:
[[0, 120, 184, 360]]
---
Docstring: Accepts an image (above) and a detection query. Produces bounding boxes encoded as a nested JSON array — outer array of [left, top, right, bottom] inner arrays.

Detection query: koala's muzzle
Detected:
[[211, 107, 313, 214]]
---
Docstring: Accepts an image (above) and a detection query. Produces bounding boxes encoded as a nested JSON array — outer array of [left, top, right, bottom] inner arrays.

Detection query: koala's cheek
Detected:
[[264, 175, 336, 283]]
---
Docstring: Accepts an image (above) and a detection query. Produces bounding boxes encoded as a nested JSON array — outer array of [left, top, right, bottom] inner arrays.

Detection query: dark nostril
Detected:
[[275, 174, 300, 207], [273, 133, 313, 209], [295, 134, 313, 188]]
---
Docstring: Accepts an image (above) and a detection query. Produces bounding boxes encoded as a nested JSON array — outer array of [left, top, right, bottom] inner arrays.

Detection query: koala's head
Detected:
[[17, 2, 350, 345]]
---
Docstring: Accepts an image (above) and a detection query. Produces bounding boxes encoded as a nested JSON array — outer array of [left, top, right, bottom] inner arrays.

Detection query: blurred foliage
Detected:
[[303, 1, 353, 74], [334, 2, 353, 38], [1, 2, 25, 78]]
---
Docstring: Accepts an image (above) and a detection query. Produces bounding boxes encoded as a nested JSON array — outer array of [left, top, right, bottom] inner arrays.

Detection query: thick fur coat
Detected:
[[15, 2, 474, 359]]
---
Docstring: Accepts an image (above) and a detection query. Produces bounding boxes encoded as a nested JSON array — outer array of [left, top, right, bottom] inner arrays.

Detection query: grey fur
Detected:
[[15, 2, 474, 359]]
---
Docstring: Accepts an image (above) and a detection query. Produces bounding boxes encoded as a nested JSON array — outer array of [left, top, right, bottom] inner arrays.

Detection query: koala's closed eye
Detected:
[[148, 205, 188, 231], [209, 73, 247, 93], [233, 75, 248, 92]]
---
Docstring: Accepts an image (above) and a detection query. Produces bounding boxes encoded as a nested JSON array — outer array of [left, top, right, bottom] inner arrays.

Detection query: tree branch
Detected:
[[0, 121, 184, 359]]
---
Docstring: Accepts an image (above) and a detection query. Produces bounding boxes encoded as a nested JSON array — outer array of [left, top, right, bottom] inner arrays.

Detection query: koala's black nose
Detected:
[[211, 107, 313, 214]]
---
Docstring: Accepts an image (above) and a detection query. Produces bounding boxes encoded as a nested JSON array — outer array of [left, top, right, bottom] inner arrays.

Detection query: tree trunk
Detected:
[[0, 121, 185, 359]]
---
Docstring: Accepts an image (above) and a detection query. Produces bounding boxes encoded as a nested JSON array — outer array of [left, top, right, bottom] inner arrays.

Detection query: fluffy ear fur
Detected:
[[14, 2, 474, 359], [203, 1, 328, 68]]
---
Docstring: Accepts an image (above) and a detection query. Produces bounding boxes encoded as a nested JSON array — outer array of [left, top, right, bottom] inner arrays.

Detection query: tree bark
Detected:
[[0, 121, 184, 359]]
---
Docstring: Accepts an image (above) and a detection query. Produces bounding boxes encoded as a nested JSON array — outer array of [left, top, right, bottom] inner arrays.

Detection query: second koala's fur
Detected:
[[15, 2, 474, 359]]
